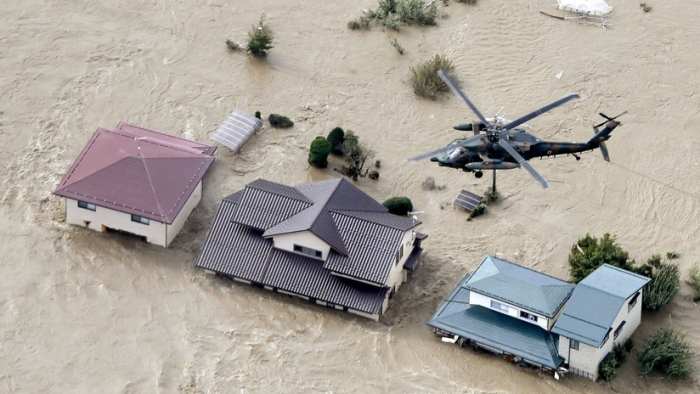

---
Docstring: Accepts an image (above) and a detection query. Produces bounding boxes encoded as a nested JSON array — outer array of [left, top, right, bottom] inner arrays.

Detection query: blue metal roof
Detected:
[[429, 273, 564, 369], [464, 256, 575, 317], [552, 264, 650, 347]]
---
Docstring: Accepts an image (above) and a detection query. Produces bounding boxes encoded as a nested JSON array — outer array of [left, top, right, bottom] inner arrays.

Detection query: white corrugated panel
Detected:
[[210, 109, 263, 153]]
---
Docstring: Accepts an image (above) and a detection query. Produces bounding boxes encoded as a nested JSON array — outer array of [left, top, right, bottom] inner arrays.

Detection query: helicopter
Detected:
[[408, 69, 625, 188]]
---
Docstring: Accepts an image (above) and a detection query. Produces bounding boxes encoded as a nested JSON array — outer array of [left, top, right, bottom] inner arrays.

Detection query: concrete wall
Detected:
[[271, 231, 331, 260], [470, 292, 549, 331], [165, 181, 202, 246], [65, 197, 167, 246], [558, 289, 645, 381]]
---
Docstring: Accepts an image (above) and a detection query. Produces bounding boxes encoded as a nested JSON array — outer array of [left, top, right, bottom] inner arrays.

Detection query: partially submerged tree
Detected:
[[247, 13, 274, 56], [308, 137, 331, 168], [327, 127, 345, 156], [339, 130, 376, 181], [638, 319, 694, 379], [568, 233, 635, 283], [383, 197, 413, 216], [637, 254, 680, 311], [347, 0, 438, 31], [409, 54, 455, 100]]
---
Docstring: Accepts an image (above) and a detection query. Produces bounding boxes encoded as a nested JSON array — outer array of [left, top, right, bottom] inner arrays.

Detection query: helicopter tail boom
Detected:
[[587, 120, 620, 146]]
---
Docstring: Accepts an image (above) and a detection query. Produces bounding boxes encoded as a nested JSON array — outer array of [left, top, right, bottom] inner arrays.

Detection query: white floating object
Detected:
[[556, 71, 563, 80]]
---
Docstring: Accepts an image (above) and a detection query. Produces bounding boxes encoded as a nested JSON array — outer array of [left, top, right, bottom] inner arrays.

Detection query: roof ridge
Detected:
[[56, 128, 112, 190], [59, 157, 166, 220], [307, 178, 343, 230], [600, 263, 651, 281], [110, 128, 211, 157], [488, 255, 570, 284], [330, 210, 420, 232], [576, 282, 625, 300], [248, 179, 313, 204]]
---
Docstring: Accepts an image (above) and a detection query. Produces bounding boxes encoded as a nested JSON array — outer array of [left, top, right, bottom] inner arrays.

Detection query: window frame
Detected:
[[131, 214, 150, 225], [293, 244, 322, 259], [77, 200, 96, 211], [490, 300, 509, 313], [570, 339, 580, 351], [628, 291, 640, 312], [519, 311, 538, 322], [614, 321, 626, 339]]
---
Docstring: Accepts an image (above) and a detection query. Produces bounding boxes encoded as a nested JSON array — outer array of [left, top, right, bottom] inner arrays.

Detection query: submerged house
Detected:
[[429, 255, 649, 380], [53, 122, 216, 247], [196, 178, 426, 320]]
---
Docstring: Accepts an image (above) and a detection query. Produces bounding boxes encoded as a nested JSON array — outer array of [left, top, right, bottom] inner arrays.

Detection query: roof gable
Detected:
[[551, 265, 650, 347], [464, 256, 575, 317], [54, 126, 215, 224]]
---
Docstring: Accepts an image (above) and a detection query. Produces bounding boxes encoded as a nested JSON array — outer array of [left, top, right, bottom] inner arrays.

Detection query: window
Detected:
[[131, 214, 150, 225], [570, 339, 580, 351], [614, 321, 626, 339], [77, 200, 96, 211], [293, 244, 322, 258], [395, 250, 400, 266], [490, 300, 509, 313], [628, 292, 640, 312], [520, 311, 538, 322]]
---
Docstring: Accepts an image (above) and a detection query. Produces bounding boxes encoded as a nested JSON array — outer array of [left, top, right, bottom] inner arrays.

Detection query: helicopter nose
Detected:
[[430, 157, 438, 162]]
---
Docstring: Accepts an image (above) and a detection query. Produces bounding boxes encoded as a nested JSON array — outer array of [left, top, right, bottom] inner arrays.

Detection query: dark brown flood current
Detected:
[[1, 0, 699, 392]]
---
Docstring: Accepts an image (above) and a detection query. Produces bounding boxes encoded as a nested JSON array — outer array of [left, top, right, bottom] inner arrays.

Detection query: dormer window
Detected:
[[520, 311, 538, 322], [294, 244, 322, 258]]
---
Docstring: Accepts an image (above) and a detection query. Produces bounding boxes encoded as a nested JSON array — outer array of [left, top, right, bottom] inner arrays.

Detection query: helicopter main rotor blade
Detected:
[[503, 93, 580, 131], [408, 134, 483, 163], [437, 69, 489, 125], [497, 139, 550, 188]]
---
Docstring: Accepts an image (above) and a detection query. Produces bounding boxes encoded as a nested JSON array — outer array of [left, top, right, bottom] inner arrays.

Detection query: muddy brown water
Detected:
[[1, 0, 700, 392]]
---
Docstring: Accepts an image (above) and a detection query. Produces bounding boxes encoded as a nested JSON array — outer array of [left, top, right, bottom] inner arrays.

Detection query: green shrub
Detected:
[[568, 233, 635, 283], [375, 159, 381, 168], [409, 54, 455, 100], [368, 170, 380, 180], [327, 127, 345, 155], [247, 14, 274, 56], [308, 137, 332, 168], [613, 342, 628, 365], [226, 39, 241, 51], [254, 111, 261, 119], [687, 266, 700, 302], [397, 0, 438, 26], [638, 319, 693, 379], [383, 197, 413, 215], [599, 352, 618, 382], [268, 113, 294, 128], [456, 0, 478, 4], [666, 251, 680, 260], [642, 258, 680, 311], [640, 3, 652, 12], [467, 203, 487, 221]]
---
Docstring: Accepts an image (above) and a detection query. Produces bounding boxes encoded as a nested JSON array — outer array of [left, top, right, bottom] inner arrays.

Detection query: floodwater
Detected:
[[1, 0, 699, 392]]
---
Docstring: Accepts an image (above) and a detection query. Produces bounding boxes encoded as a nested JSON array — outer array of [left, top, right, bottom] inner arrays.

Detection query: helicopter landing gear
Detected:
[[475, 171, 483, 179], [573, 153, 581, 161]]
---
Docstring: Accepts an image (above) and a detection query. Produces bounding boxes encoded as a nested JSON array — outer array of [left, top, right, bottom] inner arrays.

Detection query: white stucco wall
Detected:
[[165, 181, 202, 246], [271, 231, 331, 260], [559, 289, 645, 380], [65, 197, 167, 246], [383, 230, 416, 291], [469, 292, 549, 330]]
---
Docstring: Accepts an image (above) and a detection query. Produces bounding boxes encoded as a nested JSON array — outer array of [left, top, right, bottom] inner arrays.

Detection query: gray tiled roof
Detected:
[[196, 199, 388, 314], [196, 200, 272, 282], [196, 177, 424, 314], [323, 211, 405, 284], [429, 273, 564, 369], [465, 256, 575, 318], [552, 264, 650, 347], [403, 247, 423, 271], [264, 250, 387, 315], [232, 184, 312, 230]]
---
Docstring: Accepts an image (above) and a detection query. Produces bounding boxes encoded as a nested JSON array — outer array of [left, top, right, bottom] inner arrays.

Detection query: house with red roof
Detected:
[[53, 122, 216, 247]]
